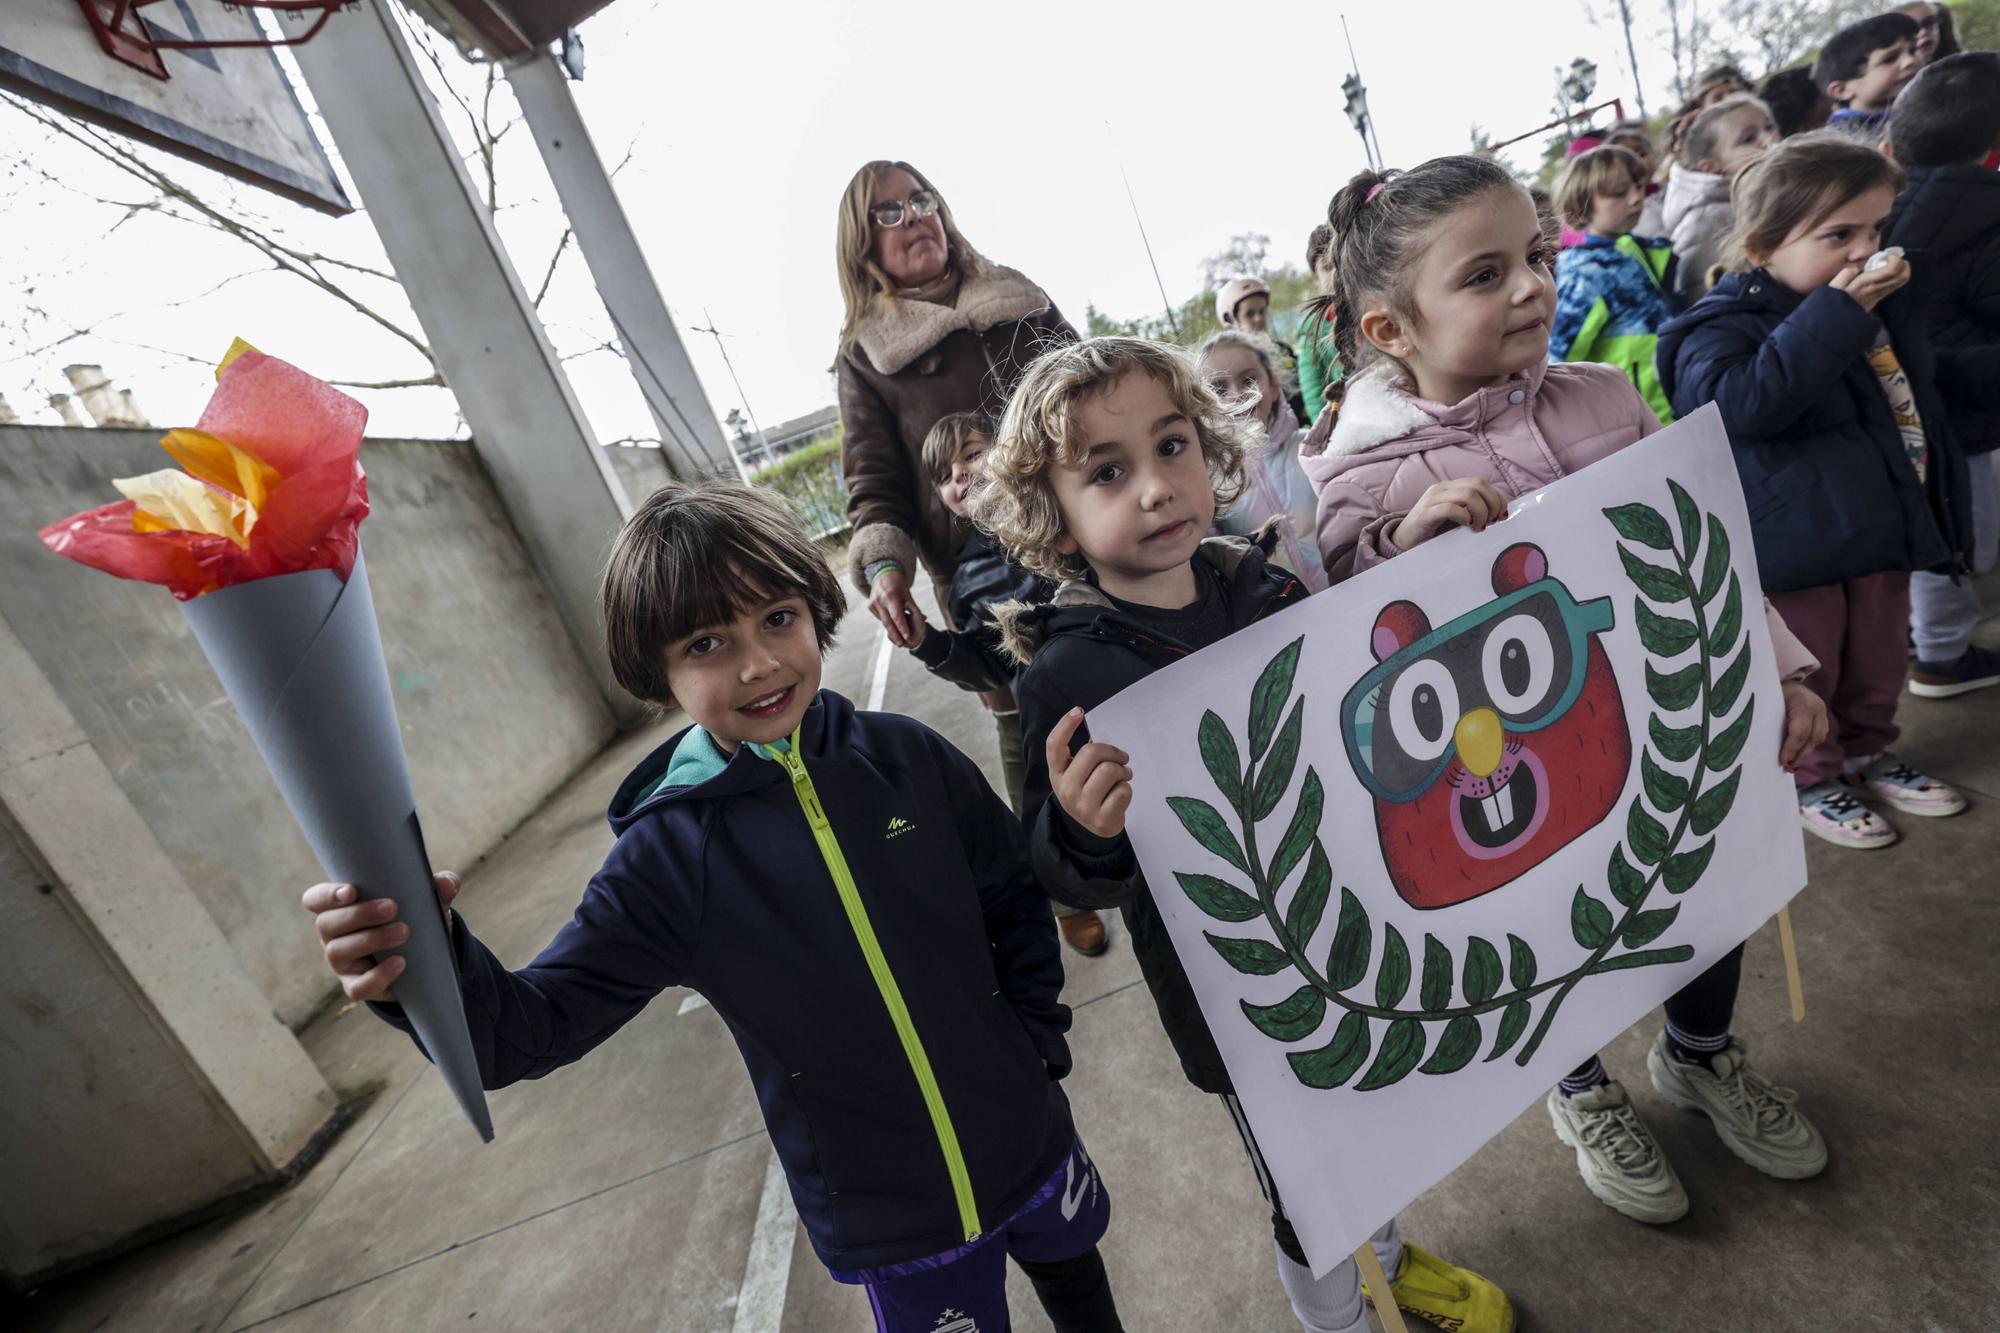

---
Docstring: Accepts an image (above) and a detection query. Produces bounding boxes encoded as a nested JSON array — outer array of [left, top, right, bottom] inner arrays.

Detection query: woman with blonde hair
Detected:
[[832, 160, 1107, 954]]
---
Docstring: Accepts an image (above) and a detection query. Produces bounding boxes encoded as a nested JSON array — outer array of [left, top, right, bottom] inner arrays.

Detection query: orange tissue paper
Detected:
[[39, 339, 370, 598]]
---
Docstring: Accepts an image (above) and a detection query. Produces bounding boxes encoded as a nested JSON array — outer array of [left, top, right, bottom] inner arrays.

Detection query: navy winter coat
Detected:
[[377, 692, 1074, 1273], [1885, 163, 2000, 455], [910, 527, 1052, 691], [1004, 539, 1306, 1094], [1657, 270, 1973, 592]]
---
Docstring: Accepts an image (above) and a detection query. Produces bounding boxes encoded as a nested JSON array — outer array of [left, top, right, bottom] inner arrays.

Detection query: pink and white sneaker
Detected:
[[1844, 754, 1967, 818], [1798, 781, 1897, 849]]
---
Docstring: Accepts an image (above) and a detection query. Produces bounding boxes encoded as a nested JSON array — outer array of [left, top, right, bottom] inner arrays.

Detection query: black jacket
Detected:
[[1884, 163, 2000, 455], [376, 692, 1073, 1272], [1003, 539, 1306, 1093], [1657, 270, 1979, 592], [911, 527, 1052, 691]]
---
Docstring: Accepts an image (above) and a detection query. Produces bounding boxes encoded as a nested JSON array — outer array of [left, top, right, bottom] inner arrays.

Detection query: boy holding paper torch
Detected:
[[302, 483, 1124, 1333]]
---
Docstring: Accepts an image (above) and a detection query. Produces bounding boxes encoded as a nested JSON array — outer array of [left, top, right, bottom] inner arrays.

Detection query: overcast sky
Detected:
[[2, 0, 1694, 448]]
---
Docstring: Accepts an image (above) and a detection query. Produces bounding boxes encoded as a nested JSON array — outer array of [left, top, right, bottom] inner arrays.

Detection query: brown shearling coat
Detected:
[[837, 259, 1076, 591]]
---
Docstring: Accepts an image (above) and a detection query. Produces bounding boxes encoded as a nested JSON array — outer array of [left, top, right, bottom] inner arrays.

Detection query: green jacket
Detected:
[[1297, 306, 1342, 423]]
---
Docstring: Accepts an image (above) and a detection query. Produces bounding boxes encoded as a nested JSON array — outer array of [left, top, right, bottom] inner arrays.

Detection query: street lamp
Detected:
[[1339, 15, 1383, 172], [1342, 72, 1377, 170], [1560, 57, 1599, 110]]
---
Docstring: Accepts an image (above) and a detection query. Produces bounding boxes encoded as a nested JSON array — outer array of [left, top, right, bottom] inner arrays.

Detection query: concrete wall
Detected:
[[0, 426, 619, 1027], [603, 440, 683, 504], [0, 818, 268, 1278]]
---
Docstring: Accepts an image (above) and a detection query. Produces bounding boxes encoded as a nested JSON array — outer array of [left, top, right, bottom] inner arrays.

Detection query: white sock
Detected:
[[1272, 1244, 1368, 1333], [1270, 1219, 1402, 1333]]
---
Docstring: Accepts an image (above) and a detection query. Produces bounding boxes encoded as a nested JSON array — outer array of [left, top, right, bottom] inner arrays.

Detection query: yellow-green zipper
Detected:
[[769, 729, 982, 1243]]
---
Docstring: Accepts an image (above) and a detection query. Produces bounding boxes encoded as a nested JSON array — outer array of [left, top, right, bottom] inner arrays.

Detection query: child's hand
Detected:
[[1391, 479, 1511, 550], [301, 872, 461, 1002], [1830, 255, 1910, 312], [1778, 681, 1829, 773], [1046, 707, 1133, 839]]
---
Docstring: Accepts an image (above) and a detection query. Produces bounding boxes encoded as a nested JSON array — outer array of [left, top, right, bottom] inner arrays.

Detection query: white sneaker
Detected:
[[1798, 781, 1898, 849], [1844, 754, 1966, 818], [1546, 1081, 1689, 1224], [1647, 1033, 1827, 1180]]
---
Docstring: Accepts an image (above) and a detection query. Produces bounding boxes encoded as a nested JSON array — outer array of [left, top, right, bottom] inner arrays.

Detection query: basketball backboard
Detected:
[[0, 1, 351, 214]]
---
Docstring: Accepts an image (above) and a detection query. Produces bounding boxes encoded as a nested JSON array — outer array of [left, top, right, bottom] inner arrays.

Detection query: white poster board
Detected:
[[1090, 406, 1808, 1275]]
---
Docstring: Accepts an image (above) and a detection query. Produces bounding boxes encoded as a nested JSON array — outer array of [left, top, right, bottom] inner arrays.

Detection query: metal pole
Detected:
[[1340, 15, 1380, 171], [693, 312, 766, 479], [1106, 122, 1180, 339], [1615, 0, 1649, 118]]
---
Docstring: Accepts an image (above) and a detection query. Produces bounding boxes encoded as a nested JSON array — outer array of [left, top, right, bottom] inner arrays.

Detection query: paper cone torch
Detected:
[[40, 341, 493, 1142]]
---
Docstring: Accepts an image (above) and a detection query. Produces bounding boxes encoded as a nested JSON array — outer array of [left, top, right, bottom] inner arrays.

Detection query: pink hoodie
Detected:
[[1301, 358, 1818, 680]]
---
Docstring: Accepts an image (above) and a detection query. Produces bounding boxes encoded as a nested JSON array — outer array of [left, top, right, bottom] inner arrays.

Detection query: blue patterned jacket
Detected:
[[1552, 233, 1678, 423]]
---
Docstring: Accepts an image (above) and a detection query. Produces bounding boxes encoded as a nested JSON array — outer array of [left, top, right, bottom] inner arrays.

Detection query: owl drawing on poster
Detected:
[[1340, 543, 1632, 910]]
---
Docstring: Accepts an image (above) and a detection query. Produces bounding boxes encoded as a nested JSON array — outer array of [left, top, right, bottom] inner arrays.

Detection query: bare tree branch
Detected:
[[480, 64, 500, 212], [533, 227, 574, 307], [3, 95, 437, 369], [328, 372, 448, 390]]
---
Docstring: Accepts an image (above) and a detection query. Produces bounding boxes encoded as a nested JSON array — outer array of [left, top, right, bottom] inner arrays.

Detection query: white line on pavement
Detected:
[[865, 624, 894, 712], [729, 1146, 798, 1333]]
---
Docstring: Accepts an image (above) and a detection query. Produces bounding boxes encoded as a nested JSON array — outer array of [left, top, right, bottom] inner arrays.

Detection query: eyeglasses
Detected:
[[869, 189, 941, 229], [1339, 579, 1616, 804]]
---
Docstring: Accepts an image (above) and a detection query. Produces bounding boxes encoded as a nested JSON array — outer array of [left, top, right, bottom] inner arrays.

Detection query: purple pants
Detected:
[[1768, 572, 1912, 786], [836, 1139, 1114, 1333]]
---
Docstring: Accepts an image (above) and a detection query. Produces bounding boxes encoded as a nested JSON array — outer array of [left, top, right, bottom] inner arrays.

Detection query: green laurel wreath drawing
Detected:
[[1168, 480, 1749, 1091]]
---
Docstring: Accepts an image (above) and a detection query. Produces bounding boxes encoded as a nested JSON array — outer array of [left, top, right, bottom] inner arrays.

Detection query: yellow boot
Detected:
[[1362, 1242, 1515, 1333]]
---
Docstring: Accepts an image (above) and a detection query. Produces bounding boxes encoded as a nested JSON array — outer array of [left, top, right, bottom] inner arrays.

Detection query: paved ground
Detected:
[[13, 571, 2000, 1333]]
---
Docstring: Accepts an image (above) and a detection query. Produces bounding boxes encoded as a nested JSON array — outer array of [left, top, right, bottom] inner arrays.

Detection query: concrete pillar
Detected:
[[504, 52, 737, 483], [291, 2, 642, 724], [0, 614, 337, 1281]]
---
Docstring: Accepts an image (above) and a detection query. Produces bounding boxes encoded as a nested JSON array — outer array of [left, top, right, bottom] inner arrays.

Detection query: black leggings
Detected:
[[1016, 1246, 1123, 1332], [1566, 942, 1745, 1082]]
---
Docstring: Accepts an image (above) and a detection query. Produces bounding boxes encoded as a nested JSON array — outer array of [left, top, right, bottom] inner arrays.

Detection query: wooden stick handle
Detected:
[[1355, 1241, 1410, 1333], [1777, 906, 1805, 1023]]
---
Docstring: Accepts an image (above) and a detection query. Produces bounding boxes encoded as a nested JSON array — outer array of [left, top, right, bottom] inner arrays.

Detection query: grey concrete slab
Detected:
[[11, 1070, 422, 1333], [235, 1133, 774, 1333]]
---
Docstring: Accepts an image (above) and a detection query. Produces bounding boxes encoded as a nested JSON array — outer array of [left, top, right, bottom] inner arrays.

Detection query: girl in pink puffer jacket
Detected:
[[1303, 154, 1834, 1233]]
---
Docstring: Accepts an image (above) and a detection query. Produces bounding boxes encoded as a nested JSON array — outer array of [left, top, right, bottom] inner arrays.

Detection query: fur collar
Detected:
[[1319, 366, 1438, 457], [850, 251, 1053, 375]]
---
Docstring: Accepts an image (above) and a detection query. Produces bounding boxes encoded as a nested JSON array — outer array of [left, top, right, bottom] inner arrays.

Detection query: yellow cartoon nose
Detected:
[[1455, 708, 1505, 778]]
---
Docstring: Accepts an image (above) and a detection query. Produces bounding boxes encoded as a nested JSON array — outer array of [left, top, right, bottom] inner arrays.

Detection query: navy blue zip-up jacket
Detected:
[[1001, 538, 1306, 1093], [1884, 164, 2000, 455], [910, 527, 1052, 691], [1657, 270, 1981, 592], [374, 692, 1075, 1272]]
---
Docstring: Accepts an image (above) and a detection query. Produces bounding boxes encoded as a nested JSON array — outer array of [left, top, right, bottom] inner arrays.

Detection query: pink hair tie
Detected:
[[1365, 182, 1386, 204]]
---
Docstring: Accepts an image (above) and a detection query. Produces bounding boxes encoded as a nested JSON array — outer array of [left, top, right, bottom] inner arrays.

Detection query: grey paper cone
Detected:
[[183, 550, 493, 1141]]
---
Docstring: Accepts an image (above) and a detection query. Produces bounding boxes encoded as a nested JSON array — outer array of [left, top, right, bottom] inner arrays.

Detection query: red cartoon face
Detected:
[[1338, 544, 1632, 910]]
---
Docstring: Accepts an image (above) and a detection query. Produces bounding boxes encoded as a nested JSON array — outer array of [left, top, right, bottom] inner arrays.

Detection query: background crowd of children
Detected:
[[303, 13, 1998, 1333]]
